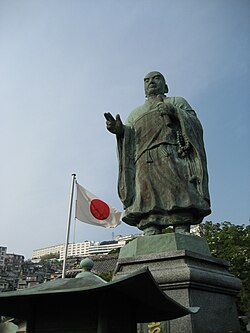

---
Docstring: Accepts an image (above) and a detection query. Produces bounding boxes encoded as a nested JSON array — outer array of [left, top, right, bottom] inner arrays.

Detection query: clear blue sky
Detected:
[[0, 0, 249, 259]]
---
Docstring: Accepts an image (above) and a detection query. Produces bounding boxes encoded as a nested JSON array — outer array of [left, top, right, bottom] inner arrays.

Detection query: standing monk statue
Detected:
[[104, 71, 211, 235]]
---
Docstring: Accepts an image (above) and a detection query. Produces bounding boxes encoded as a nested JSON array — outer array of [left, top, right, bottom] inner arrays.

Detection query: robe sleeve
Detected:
[[116, 125, 136, 208], [172, 97, 210, 204]]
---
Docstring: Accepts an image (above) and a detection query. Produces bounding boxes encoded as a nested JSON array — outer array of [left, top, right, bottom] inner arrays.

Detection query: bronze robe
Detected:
[[117, 96, 211, 230]]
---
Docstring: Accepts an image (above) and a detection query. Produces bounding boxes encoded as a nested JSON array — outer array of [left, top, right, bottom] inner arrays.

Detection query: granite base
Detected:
[[113, 234, 242, 333]]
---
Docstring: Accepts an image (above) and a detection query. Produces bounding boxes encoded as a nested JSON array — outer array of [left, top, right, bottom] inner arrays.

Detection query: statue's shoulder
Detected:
[[166, 96, 192, 109], [126, 104, 146, 125], [125, 97, 194, 125]]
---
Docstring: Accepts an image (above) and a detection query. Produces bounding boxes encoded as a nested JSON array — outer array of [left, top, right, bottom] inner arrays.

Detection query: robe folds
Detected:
[[117, 96, 211, 230]]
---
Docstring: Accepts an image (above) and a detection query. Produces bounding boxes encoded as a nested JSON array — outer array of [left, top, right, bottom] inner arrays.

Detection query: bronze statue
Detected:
[[105, 71, 211, 235]]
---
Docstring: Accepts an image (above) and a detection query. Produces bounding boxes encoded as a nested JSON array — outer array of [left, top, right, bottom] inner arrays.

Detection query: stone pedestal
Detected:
[[113, 234, 242, 333]]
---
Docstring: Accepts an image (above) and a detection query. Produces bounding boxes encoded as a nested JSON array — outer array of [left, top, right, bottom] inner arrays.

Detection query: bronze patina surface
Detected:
[[0, 267, 197, 327], [105, 71, 211, 235]]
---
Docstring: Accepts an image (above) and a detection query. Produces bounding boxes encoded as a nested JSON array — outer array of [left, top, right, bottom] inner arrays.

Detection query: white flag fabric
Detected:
[[75, 183, 122, 228]]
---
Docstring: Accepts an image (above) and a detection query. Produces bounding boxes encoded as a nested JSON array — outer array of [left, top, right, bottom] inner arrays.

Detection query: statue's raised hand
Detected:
[[104, 112, 124, 138]]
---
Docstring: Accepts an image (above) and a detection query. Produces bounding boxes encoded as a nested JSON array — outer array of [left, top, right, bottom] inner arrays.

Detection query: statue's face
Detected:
[[144, 72, 166, 97]]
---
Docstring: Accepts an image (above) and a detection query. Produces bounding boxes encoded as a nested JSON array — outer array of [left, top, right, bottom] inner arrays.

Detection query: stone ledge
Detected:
[[117, 249, 229, 267], [119, 233, 212, 258]]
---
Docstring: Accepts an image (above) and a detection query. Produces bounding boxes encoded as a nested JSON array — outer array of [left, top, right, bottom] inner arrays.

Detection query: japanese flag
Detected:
[[75, 183, 122, 228]]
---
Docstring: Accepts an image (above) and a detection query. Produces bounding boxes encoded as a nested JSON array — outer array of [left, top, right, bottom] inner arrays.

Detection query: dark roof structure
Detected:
[[0, 267, 198, 324], [92, 253, 118, 273], [66, 253, 119, 278]]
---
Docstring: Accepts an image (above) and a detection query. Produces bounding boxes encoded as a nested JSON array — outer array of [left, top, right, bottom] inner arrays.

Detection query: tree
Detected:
[[40, 253, 60, 260], [97, 272, 113, 282], [198, 221, 250, 315]]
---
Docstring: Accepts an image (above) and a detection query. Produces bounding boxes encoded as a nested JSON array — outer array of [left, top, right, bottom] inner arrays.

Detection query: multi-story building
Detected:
[[0, 246, 7, 272], [0, 277, 8, 291], [0, 248, 24, 291], [4, 253, 24, 275], [32, 234, 139, 261], [31, 244, 64, 261], [0, 234, 140, 291], [64, 241, 92, 259]]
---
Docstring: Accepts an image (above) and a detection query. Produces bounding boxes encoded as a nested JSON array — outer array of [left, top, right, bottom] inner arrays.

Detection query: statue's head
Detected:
[[144, 71, 169, 97]]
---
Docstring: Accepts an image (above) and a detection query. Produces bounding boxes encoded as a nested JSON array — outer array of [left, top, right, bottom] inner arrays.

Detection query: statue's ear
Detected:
[[165, 84, 169, 94]]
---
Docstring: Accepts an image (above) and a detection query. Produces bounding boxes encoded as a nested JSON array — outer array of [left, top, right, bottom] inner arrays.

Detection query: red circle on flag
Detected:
[[90, 199, 110, 220]]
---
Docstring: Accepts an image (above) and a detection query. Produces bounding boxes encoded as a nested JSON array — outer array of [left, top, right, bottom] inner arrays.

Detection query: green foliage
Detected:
[[97, 271, 113, 282], [198, 221, 250, 314], [162, 227, 174, 234], [108, 248, 120, 255], [40, 253, 60, 260]]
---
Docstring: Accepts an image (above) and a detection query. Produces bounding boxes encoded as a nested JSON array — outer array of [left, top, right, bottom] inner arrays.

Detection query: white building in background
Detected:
[[190, 225, 201, 236], [32, 244, 64, 261], [32, 234, 139, 261]]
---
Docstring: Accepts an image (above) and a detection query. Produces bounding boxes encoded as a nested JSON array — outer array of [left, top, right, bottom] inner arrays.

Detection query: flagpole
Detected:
[[62, 173, 76, 278]]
